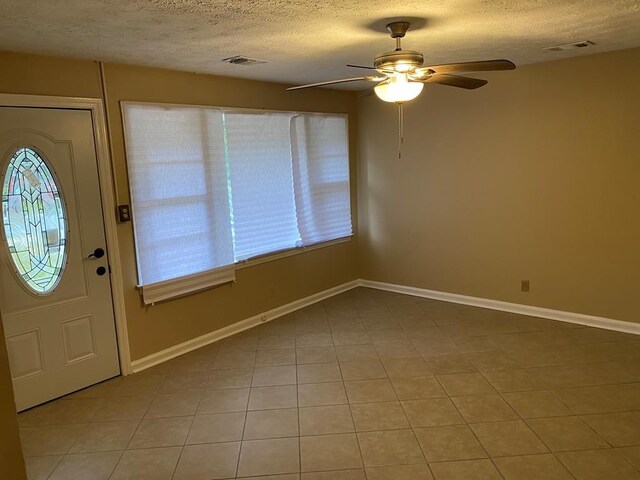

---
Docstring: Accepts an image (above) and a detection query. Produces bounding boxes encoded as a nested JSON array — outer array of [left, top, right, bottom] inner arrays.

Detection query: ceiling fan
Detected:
[[287, 21, 516, 157], [287, 21, 516, 102]]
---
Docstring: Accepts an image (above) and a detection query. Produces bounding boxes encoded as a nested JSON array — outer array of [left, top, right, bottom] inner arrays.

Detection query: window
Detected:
[[224, 111, 301, 261], [122, 103, 352, 304], [2, 147, 67, 295]]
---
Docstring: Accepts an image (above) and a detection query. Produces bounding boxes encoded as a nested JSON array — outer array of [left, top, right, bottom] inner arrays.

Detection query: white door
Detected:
[[0, 106, 120, 411]]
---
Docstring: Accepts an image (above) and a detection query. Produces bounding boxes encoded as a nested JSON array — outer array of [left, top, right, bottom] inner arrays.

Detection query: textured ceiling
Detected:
[[1, 0, 639, 89]]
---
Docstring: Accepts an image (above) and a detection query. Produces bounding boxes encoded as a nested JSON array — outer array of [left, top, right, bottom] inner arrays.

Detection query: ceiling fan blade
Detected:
[[422, 74, 488, 89], [358, 89, 376, 99], [286, 76, 385, 91], [358, 79, 389, 99], [347, 64, 378, 70], [416, 59, 516, 76]]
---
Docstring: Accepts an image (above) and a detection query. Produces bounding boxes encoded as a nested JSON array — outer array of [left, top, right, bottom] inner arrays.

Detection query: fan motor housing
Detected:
[[374, 50, 424, 72]]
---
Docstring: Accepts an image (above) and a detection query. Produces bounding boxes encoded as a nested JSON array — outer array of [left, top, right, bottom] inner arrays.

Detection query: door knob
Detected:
[[88, 248, 105, 259]]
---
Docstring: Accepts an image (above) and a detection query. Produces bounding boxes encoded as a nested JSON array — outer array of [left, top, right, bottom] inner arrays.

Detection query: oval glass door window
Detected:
[[2, 147, 67, 294]]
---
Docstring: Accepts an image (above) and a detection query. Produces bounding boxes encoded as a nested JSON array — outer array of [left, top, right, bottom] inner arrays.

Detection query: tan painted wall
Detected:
[[0, 314, 26, 480], [103, 63, 359, 360], [0, 51, 359, 362], [358, 47, 640, 323], [0, 51, 103, 98]]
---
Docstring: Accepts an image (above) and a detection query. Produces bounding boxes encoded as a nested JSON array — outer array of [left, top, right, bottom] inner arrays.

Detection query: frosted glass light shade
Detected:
[[374, 76, 424, 103]]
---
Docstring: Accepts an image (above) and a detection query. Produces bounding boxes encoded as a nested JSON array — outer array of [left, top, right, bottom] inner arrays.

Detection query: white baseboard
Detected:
[[131, 277, 638, 374], [130, 280, 360, 373], [359, 279, 640, 336]]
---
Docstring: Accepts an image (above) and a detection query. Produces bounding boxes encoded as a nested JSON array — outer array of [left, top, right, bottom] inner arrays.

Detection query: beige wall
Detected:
[[0, 51, 359, 362], [358, 47, 640, 323], [0, 314, 26, 479], [103, 63, 359, 360], [0, 51, 103, 98]]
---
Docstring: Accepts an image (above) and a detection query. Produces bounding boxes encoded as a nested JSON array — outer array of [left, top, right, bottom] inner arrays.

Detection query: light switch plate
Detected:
[[118, 205, 131, 222]]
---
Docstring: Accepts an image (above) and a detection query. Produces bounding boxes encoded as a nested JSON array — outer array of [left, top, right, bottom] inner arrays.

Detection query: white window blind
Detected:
[[224, 112, 301, 261], [291, 114, 352, 245], [123, 104, 235, 304], [123, 102, 352, 304]]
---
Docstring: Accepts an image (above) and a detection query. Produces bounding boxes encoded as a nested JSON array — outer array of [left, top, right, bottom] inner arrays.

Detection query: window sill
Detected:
[[137, 236, 352, 305], [235, 236, 353, 270], [139, 265, 236, 305]]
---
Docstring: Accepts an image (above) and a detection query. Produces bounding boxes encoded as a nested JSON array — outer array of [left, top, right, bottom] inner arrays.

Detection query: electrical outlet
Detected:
[[521, 280, 530, 292]]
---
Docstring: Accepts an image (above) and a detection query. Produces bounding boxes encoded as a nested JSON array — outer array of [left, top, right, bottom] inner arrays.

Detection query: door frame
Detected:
[[0, 93, 132, 375]]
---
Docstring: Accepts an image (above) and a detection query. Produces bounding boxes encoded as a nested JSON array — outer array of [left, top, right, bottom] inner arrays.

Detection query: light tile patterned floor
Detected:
[[19, 287, 640, 479]]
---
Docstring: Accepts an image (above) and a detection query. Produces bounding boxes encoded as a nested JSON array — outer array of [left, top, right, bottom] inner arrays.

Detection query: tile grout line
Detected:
[[385, 370, 435, 478], [473, 359, 581, 479], [294, 320, 302, 478], [379, 306, 430, 472], [101, 386, 151, 480], [234, 341, 257, 479], [409, 295, 638, 477], [397, 300, 490, 476], [348, 297, 372, 478], [42, 452, 73, 480], [172, 379, 206, 479], [409, 297, 500, 477]]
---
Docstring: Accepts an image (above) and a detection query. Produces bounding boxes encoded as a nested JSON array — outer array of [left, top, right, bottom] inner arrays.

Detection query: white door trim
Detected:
[[0, 93, 132, 375]]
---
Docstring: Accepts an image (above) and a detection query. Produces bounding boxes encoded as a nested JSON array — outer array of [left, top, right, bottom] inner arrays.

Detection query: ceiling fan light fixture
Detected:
[[394, 62, 414, 73], [374, 74, 423, 103]]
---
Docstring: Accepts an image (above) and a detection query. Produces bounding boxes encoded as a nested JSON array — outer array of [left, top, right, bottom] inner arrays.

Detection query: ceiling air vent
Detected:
[[221, 55, 269, 66], [543, 41, 595, 52]]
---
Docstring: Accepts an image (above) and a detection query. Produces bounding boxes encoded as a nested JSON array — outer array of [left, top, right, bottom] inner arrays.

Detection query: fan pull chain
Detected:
[[398, 102, 404, 159]]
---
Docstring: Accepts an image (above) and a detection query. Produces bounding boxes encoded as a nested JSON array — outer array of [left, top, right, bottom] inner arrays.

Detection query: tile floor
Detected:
[[18, 287, 640, 479]]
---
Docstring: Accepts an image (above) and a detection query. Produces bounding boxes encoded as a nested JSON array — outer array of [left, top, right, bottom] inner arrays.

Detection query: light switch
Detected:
[[118, 205, 131, 223]]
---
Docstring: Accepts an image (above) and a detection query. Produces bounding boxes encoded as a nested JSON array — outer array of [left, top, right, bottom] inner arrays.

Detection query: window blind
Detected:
[[123, 102, 352, 304], [224, 112, 301, 261], [122, 104, 235, 303], [291, 114, 352, 245]]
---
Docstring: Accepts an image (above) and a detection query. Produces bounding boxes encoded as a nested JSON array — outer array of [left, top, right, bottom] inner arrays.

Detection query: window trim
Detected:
[[236, 235, 352, 270], [137, 264, 236, 305], [121, 100, 349, 125], [136, 237, 353, 304], [122, 101, 353, 304]]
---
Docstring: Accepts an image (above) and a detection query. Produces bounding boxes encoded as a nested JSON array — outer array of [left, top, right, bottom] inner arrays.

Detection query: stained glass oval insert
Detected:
[[2, 147, 67, 294]]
